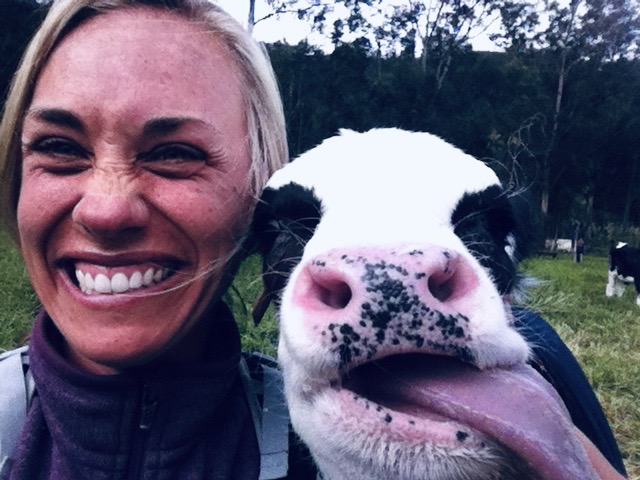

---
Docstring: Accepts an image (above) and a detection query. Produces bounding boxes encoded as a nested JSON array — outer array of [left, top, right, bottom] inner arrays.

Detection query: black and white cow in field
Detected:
[[251, 129, 625, 480], [606, 242, 640, 308]]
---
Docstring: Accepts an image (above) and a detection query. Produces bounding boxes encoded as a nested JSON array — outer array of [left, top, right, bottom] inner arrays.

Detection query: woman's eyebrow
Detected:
[[26, 108, 85, 132], [143, 117, 211, 137]]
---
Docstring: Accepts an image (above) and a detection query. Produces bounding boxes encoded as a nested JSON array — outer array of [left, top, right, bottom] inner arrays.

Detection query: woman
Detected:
[[0, 0, 291, 478]]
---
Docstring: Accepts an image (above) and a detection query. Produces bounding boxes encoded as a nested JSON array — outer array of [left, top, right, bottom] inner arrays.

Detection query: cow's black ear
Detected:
[[249, 189, 282, 325], [452, 184, 539, 295], [249, 183, 323, 324]]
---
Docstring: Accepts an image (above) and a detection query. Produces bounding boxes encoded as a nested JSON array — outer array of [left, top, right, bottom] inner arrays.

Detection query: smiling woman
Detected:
[[0, 0, 290, 478], [18, 7, 256, 373]]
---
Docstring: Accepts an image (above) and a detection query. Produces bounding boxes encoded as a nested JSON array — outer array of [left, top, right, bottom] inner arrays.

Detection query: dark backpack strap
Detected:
[[0, 346, 32, 473], [240, 352, 290, 480]]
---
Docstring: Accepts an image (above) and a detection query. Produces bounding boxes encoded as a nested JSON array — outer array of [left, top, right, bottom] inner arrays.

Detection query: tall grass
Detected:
[[1, 237, 637, 477]]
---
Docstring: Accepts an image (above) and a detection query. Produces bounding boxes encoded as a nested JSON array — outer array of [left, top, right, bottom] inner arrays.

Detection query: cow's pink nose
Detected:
[[292, 246, 480, 318]]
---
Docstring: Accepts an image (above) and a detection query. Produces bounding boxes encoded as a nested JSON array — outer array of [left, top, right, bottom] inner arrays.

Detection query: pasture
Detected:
[[0, 232, 638, 478], [522, 253, 640, 479]]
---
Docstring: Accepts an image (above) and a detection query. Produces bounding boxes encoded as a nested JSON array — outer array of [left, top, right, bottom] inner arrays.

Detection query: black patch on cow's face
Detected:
[[251, 182, 323, 320], [451, 185, 519, 295]]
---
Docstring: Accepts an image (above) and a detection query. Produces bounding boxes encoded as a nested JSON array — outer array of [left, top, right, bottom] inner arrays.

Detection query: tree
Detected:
[[263, 0, 536, 93], [0, 0, 49, 106], [497, 0, 640, 232]]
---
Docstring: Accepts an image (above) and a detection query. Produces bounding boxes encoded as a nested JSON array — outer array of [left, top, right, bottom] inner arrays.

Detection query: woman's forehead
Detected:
[[30, 6, 245, 127]]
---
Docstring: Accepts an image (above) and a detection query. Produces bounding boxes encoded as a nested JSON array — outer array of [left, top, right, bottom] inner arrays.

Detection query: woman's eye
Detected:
[[28, 136, 88, 159], [139, 143, 209, 178], [24, 137, 90, 175], [140, 143, 208, 162]]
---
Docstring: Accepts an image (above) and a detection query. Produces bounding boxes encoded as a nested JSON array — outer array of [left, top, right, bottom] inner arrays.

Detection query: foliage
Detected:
[[0, 0, 48, 105], [264, 0, 526, 92], [506, 0, 640, 225]]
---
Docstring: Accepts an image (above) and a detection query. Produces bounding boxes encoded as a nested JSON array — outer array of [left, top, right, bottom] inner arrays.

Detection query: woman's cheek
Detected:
[[17, 171, 78, 250]]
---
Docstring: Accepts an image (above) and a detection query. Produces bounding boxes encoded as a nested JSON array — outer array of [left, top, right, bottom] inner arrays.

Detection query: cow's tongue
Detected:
[[351, 355, 598, 480]]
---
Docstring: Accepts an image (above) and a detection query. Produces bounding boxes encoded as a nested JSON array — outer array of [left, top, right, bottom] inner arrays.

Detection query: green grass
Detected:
[[1, 238, 638, 477], [0, 230, 39, 348], [226, 254, 279, 357], [522, 254, 640, 479]]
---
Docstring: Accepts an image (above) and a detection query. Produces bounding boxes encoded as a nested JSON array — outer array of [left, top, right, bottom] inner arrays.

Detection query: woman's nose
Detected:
[[72, 167, 150, 241]]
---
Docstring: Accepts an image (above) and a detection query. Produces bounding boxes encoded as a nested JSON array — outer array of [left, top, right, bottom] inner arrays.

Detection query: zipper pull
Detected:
[[139, 384, 158, 430]]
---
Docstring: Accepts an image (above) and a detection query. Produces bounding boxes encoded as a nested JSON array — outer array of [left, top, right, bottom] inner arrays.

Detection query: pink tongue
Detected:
[[369, 356, 598, 480]]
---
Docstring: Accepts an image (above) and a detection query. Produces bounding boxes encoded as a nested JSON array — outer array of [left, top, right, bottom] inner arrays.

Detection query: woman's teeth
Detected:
[[75, 267, 170, 294]]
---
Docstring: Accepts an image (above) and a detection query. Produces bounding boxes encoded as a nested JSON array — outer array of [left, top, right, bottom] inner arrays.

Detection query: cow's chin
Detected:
[[286, 354, 537, 480]]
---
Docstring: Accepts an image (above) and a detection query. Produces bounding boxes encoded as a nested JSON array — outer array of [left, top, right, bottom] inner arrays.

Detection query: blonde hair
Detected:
[[0, 0, 288, 241]]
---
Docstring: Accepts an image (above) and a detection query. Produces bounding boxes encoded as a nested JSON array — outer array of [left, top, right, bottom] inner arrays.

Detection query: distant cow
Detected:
[[606, 242, 640, 307], [545, 238, 573, 253], [251, 129, 624, 479]]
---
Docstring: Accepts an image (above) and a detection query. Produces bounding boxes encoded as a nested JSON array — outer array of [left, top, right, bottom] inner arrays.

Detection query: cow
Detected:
[[545, 238, 573, 253], [606, 242, 640, 307], [251, 129, 625, 480]]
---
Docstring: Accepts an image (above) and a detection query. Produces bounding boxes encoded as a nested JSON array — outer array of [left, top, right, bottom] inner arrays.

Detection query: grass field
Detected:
[[1, 234, 638, 477], [522, 253, 640, 479]]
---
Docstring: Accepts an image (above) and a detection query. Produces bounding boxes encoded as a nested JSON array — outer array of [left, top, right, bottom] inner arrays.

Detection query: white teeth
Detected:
[[153, 269, 163, 283], [85, 273, 94, 292], [94, 274, 111, 294], [111, 273, 129, 293], [130, 271, 143, 289], [74, 267, 170, 295], [143, 268, 154, 286]]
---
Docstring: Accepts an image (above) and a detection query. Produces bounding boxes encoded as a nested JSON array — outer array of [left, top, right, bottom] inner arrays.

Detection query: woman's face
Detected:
[[18, 7, 253, 374]]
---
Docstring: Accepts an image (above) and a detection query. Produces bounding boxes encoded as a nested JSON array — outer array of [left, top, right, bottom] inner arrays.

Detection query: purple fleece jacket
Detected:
[[7, 304, 260, 480]]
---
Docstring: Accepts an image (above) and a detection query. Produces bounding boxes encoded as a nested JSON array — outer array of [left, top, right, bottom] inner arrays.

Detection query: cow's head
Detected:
[[252, 129, 596, 480]]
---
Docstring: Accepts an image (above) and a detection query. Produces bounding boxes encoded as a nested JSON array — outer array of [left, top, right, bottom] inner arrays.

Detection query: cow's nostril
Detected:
[[293, 265, 354, 312], [428, 272, 456, 302], [425, 253, 463, 303], [313, 277, 353, 309]]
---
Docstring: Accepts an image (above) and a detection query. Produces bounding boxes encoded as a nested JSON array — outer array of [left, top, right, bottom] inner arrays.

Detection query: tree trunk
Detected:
[[248, 0, 256, 33], [419, 35, 428, 73], [541, 159, 550, 218], [541, 48, 568, 220], [435, 54, 452, 93]]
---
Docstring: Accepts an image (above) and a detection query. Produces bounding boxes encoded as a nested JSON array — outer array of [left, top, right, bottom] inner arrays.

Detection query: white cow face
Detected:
[[252, 129, 597, 480]]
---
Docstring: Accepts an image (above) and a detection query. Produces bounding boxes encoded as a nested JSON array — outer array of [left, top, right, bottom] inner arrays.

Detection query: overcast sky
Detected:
[[217, 0, 319, 45], [215, 0, 501, 52]]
